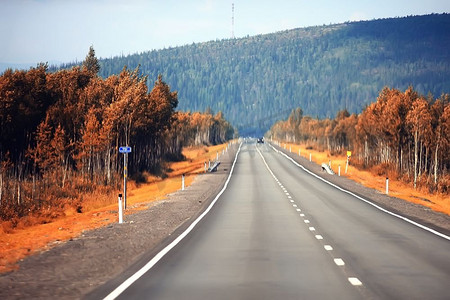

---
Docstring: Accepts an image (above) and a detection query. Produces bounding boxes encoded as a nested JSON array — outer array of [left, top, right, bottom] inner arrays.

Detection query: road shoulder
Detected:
[[272, 143, 450, 237], [0, 145, 238, 300]]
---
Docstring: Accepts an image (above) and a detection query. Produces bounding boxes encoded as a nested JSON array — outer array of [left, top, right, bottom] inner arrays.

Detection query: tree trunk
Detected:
[[62, 155, 69, 188], [418, 141, 423, 177], [0, 172, 3, 205], [106, 146, 111, 185], [434, 140, 439, 185]]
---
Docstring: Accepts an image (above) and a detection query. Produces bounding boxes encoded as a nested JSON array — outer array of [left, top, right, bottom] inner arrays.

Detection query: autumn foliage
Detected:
[[269, 87, 449, 193], [0, 49, 234, 223]]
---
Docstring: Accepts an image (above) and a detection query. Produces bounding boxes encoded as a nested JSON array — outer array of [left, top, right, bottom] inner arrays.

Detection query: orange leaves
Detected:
[[269, 86, 449, 193]]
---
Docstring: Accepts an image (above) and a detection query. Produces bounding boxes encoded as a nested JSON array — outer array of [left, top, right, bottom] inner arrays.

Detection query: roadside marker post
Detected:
[[182, 174, 185, 191], [118, 194, 123, 224], [339, 165, 341, 176], [386, 178, 389, 195], [309, 153, 312, 162], [119, 146, 132, 210]]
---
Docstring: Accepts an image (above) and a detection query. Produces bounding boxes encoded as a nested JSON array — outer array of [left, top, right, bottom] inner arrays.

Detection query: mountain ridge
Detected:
[[60, 13, 450, 135]]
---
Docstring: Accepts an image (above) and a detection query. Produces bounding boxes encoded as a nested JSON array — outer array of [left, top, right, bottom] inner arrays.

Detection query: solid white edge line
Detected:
[[103, 142, 243, 300], [268, 143, 450, 241]]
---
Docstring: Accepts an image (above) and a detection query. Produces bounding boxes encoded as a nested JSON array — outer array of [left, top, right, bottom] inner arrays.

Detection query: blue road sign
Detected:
[[119, 146, 132, 153]]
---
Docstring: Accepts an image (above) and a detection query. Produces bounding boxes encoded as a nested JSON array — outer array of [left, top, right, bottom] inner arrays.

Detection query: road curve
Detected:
[[102, 141, 450, 299]]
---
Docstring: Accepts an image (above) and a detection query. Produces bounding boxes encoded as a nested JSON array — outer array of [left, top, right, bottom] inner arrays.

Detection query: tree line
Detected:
[[0, 47, 234, 221], [269, 87, 449, 193]]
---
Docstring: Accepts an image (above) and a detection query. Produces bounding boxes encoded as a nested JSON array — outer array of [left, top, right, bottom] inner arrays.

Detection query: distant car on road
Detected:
[[257, 138, 264, 143]]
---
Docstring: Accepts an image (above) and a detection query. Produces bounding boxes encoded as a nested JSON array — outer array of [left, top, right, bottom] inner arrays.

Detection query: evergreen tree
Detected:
[[82, 46, 100, 75]]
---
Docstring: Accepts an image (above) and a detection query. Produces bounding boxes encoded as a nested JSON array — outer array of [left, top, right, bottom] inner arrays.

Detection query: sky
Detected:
[[1, 0, 449, 67]]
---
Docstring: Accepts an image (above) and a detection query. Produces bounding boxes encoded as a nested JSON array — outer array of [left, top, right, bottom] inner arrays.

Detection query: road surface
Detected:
[[102, 141, 450, 299]]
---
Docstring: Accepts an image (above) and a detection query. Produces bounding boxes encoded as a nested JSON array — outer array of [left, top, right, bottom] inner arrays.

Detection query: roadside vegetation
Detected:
[[0, 142, 230, 273], [0, 47, 235, 229], [268, 86, 449, 202]]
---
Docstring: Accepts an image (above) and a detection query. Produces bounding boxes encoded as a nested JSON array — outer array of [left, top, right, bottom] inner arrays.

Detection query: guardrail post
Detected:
[[118, 194, 123, 224]]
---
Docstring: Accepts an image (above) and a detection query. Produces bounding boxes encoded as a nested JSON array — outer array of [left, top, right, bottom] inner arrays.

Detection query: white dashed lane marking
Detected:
[[256, 144, 364, 289], [348, 277, 363, 286]]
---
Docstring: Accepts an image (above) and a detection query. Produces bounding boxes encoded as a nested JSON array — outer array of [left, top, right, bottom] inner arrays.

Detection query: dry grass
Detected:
[[283, 142, 450, 215], [0, 142, 231, 273]]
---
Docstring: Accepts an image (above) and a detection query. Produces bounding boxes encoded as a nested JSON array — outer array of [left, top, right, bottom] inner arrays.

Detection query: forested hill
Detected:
[[68, 14, 450, 135]]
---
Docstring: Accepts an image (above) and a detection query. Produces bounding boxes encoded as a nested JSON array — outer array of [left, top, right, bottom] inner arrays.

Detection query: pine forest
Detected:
[[55, 14, 450, 136]]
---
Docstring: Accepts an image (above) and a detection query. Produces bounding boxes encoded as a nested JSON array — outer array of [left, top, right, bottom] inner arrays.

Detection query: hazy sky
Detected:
[[1, 0, 449, 66]]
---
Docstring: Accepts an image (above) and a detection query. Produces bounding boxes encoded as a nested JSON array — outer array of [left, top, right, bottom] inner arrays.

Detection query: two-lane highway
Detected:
[[103, 141, 450, 299]]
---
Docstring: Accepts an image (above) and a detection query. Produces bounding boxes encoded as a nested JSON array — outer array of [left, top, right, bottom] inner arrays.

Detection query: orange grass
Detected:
[[0, 142, 231, 273], [282, 142, 450, 215]]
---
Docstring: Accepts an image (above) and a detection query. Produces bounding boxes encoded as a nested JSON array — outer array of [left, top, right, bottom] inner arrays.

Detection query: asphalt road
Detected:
[[105, 141, 450, 299]]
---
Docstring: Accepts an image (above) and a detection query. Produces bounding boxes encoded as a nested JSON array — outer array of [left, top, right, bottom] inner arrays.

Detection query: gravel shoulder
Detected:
[[0, 141, 448, 299], [0, 145, 239, 300]]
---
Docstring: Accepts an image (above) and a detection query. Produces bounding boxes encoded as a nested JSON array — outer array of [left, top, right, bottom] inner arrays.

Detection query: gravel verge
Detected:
[[0, 144, 238, 300]]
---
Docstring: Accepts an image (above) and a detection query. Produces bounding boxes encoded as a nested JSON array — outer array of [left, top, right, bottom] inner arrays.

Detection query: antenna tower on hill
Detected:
[[231, 3, 235, 39]]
